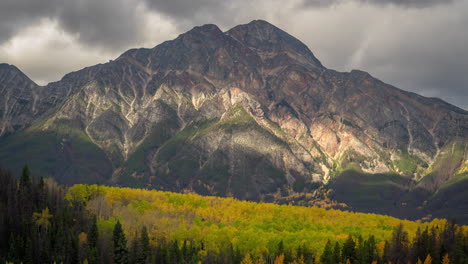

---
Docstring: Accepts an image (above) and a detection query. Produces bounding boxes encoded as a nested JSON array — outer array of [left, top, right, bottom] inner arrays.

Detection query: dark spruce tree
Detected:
[[139, 226, 151, 264], [320, 240, 333, 264], [19, 165, 32, 189], [113, 220, 129, 264], [88, 215, 99, 264], [332, 241, 341, 264], [388, 224, 409, 264], [341, 236, 357, 264]]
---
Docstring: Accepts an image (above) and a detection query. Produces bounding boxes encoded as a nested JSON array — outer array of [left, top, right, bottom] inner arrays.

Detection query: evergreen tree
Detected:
[[234, 246, 242, 264], [417, 227, 432, 262], [320, 240, 333, 264], [130, 230, 139, 264], [356, 235, 365, 264], [23, 237, 33, 264], [389, 224, 409, 264], [68, 231, 80, 264], [429, 226, 439, 264], [364, 235, 377, 264], [139, 226, 151, 264], [277, 240, 284, 256], [341, 236, 356, 264], [88, 215, 99, 264], [113, 220, 128, 264], [453, 230, 467, 264], [19, 165, 32, 190], [332, 242, 341, 264], [7, 235, 18, 263], [301, 243, 314, 264]]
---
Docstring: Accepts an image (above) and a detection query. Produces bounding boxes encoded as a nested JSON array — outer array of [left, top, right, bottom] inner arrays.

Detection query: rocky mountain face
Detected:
[[0, 20, 467, 221]]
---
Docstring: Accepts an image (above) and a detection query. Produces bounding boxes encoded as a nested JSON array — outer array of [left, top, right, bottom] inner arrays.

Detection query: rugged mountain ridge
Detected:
[[0, 20, 467, 220]]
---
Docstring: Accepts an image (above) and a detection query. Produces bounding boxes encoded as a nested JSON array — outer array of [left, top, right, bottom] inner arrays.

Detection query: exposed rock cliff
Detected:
[[0, 20, 467, 219]]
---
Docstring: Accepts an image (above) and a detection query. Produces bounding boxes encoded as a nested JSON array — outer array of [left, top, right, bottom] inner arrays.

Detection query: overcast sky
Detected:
[[0, 0, 467, 109]]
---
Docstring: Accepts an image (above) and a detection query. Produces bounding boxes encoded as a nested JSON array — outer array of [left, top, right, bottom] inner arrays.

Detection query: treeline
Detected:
[[320, 223, 468, 264], [1, 167, 468, 264], [0, 166, 94, 263]]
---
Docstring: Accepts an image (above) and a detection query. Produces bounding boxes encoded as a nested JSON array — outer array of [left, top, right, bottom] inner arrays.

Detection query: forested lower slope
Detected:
[[1, 167, 468, 264]]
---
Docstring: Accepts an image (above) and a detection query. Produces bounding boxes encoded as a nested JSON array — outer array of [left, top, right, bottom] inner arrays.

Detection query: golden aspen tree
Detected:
[[274, 254, 285, 264], [442, 254, 450, 264], [241, 254, 254, 264], [423, 255, 432, 264], [33, 207, 53, 231]]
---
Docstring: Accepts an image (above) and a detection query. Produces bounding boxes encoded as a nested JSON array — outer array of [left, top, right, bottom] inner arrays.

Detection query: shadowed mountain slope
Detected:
[[0, 20, 466, 221]]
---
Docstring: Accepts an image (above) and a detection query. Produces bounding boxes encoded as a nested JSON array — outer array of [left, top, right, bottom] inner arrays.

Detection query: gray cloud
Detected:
[[0, 0, 280, 49], [346, 0, 468, 110], [301, 0, 455, 8], [0, 0, 459, 49], [359, 0, 455, 8], [56, 0, 144, 50], [142, 0, 264, 34], [144, 0, 230, 24], [0, 0, 466, 109], [0, 0, 147, 50], [0, 0, 60, 42]]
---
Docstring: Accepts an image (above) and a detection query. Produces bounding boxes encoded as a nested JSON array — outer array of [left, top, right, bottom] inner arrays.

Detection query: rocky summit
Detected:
[[0, 20, 467, 221]]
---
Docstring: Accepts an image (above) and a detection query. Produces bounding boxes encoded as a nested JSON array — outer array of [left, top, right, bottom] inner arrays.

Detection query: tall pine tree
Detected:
[[88, 215, 99, 264], [139, 226, 151, 264], [341, 236, 356, 264], [320, 240, 333, 264], [113, 220, 128, 264]]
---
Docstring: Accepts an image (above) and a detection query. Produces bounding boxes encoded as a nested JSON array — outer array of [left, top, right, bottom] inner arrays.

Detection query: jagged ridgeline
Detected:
[[0, 20, 467, 222], [1, 167, 468, 264]]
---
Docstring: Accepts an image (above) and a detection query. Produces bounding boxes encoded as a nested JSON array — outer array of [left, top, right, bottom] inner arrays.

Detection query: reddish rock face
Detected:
[[0, 20, 466, 214]]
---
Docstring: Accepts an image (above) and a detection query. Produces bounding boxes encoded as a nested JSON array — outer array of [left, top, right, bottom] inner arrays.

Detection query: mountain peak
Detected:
[[227, 20, 324, 68], [181, 24, 223, 38], [0, 63, 19, 72], [0, 63, 37, 86], [246, 19, 277, 28]]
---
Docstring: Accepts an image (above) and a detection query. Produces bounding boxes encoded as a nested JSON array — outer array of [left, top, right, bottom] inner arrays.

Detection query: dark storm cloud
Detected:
[[301, 0, 455, 8], [0, 0, 248, 49], [56, 0, 143, 49], [144, 0, 230, 23], [359, 0, 455, 8], [0, 0, 459, 49], [0, 0, 466, 109], [347, 1, 468, 110], [142, 0, 256, 33], [0, 0, 60, 42], [0, 0, 143, 50]]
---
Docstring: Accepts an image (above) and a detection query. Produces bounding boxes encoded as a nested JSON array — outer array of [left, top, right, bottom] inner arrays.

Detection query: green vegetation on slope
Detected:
[[427, 171, 468, 222], [328, 169, 430, 220], [419, 141, 466, 191], [0, 119, 112, 184], [393, 150, 427, 175]]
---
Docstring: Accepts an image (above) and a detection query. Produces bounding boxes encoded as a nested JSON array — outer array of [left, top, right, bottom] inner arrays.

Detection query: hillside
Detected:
[[1, 166, 467, 264], [0, 20, 467, 222], [66, 184, 438, 254]]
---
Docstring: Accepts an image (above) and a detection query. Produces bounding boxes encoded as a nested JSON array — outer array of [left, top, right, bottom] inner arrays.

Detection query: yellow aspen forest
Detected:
[[65, 184, 453, 257]]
